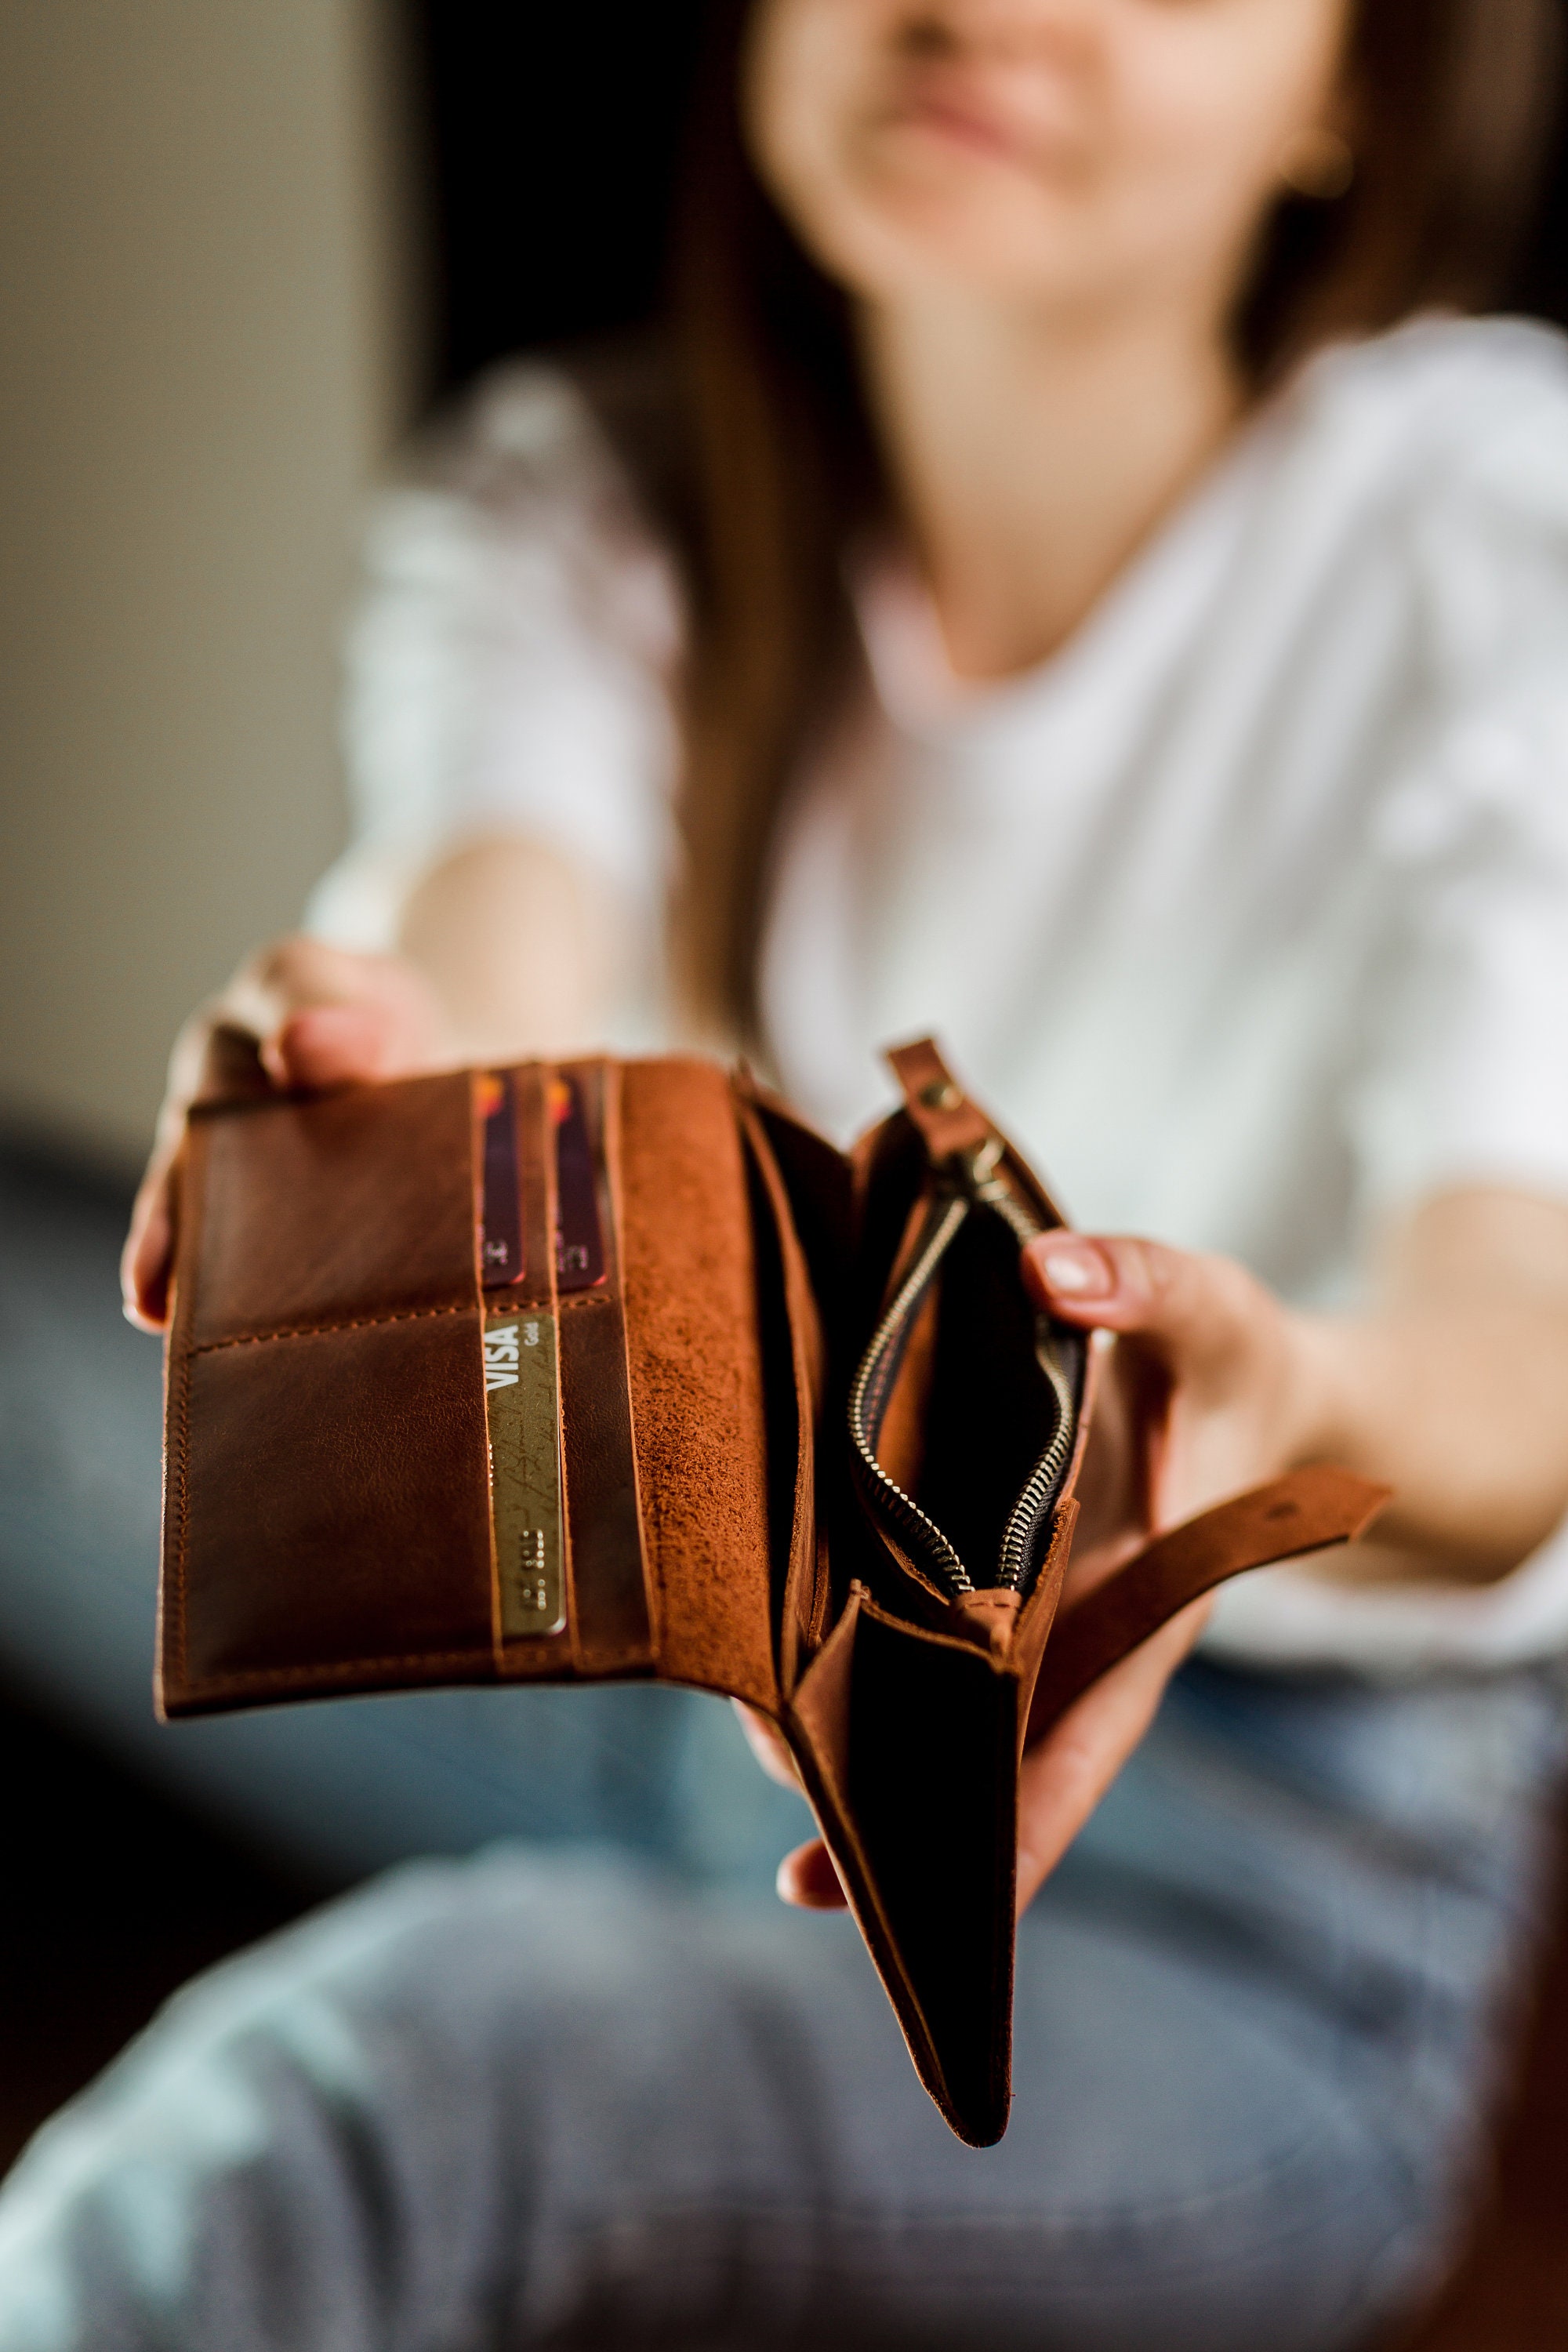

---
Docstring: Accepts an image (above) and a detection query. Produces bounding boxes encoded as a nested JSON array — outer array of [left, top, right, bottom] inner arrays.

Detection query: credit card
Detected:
[[482, 1306, 566, 1637], [476, 1070, 524, 1290], [550, 1072, 606, 1293]]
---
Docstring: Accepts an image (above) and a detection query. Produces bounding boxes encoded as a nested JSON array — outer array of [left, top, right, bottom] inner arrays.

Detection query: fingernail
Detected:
[[1037, 1240, 1116, 1298]]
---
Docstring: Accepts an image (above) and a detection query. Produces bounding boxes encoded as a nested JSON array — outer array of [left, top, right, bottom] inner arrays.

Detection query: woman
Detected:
[[6, 0, 1568, 2343]]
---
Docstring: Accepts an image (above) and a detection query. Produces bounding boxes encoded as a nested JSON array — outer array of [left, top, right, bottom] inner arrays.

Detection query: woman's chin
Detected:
[[817, 177, 1108, 311]]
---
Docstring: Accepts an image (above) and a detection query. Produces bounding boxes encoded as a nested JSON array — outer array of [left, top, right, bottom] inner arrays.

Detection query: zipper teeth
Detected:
[[847, 1150, 1080, 1604], [967, 1167, 1078, 1594], [967, 1167, 1043, 1254], [996, 1348, 1076, 1592], [848, 1194, 974, 1598]]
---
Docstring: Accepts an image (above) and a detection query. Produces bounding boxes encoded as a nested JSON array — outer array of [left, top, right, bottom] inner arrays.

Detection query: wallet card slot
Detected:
[[182, 1072, 481, 1348], [554, 1060, 655, 1673], [161, 1312, 496, 1712], [737, 1100, 822, 1692], [485, 1301, 567, 1639], [481, 1059, 655, 1675], [481, 1064, 569, 1652], [740, 1088, 856, 1340]]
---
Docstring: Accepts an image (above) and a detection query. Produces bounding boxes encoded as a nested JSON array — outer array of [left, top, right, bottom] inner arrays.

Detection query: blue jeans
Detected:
[[0, 1657, 1563, 2351], [2, 1145, 1565, 2348]]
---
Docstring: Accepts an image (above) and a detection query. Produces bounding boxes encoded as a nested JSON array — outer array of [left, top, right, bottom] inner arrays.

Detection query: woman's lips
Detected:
[[877, 66, 1083, 179], [896, 84, 1022, 163]]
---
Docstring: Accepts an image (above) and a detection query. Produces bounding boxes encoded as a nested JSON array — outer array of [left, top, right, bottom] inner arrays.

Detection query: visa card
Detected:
[[550, 1072, 606, 1293], [482, 1306, 565, 1638], [476, 1070, 524, 1289]]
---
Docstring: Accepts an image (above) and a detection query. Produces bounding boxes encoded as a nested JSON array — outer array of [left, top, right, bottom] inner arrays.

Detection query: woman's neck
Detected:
[[858, 290, 1245, 681]]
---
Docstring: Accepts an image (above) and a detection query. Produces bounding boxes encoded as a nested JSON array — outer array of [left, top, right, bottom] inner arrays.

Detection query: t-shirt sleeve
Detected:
[[303, 364, 683, 954], [1345, 368, 1568, 1224]]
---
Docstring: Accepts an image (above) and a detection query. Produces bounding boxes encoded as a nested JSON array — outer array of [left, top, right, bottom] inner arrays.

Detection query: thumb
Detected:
[[1022, 1233, 1258, 1377], [266, 1001, 431, 1091], [227, 938, 448, 1094], [776, 1838, 849, 1910]]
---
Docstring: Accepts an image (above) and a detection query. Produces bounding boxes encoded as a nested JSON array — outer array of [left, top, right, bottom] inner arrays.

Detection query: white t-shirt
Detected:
[[310, 316, 1568, 1676]]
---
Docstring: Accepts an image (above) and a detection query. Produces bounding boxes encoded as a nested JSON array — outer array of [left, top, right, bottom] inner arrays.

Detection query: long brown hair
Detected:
[[628, 0, 1564, 1037]]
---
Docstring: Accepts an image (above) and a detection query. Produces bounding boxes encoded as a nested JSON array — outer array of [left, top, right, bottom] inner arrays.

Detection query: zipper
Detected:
[[965, 1142, 1078, 1595], [847, 1140, 1077, 1602], [847, 1192, 975, 1595]]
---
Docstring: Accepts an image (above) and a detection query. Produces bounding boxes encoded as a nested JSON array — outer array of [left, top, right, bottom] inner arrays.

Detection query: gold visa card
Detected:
[[483, 1307, 566, 1639]]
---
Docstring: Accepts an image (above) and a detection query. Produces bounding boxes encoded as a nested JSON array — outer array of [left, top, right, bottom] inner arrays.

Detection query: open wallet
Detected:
[[159, 1037, 1387, 2146]]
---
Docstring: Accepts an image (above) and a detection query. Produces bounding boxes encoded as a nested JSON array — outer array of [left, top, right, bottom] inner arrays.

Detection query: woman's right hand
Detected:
[[121, 937, 455, 1332]]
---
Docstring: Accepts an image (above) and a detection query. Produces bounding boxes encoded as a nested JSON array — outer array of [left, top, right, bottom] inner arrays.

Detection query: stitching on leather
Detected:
[[170, 1339, 193, 1687], [570, 1646, 655, 1673], [170, 1302, 481, 1682], [187, 1303, 475, 1356], [169, 1646, 498, 1698], [168, 1135, 209, 1695]]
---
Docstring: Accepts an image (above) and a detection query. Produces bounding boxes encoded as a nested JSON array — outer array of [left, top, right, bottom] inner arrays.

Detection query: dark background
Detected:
[[405, 0, 710, 408], [403, 0, 1568, 414]]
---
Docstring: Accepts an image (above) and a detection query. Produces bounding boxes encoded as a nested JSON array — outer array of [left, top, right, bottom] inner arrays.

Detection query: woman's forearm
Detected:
[[1029, 1189, 1568, 1593], [396, 836, 618, 1062], [1294, 1188, 1568, 1584], [1294, 1298, 1568, 1584]]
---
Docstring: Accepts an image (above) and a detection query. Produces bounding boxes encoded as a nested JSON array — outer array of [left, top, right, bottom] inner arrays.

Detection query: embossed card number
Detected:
[[482, 1308, 566, 1638]]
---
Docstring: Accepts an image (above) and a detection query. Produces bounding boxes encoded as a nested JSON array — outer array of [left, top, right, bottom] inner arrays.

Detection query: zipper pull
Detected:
[[955, 1137, 1044, 1250]]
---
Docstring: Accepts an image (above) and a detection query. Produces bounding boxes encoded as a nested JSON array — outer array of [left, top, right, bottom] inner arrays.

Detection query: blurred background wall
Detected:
[[0, 0, 708, 1175], [0, 0, 419, 1167]]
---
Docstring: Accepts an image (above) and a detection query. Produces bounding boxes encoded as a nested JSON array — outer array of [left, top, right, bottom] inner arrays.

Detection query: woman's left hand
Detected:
[[758, 1231, 1324, 1915]]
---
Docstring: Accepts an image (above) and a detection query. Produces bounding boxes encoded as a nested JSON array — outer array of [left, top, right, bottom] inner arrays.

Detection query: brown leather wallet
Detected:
[[159, 1037, 1385, 2146]]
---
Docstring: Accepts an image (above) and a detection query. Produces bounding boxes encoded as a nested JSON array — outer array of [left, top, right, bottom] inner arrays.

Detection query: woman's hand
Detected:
[[1022, 1232, 1320, 1537], [757, 1229, 1321, 1915], [122, 836, 618, 1334], [121, 938, 454, 1331], [760, 1191, 1568, 1915], [1007, 1231, 1323, 1907]]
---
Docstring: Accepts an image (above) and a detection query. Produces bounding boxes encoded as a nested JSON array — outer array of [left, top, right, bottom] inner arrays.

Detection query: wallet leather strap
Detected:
[[886, 1038, 993, 1160], [1027, 1465, 1390, 1733]]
